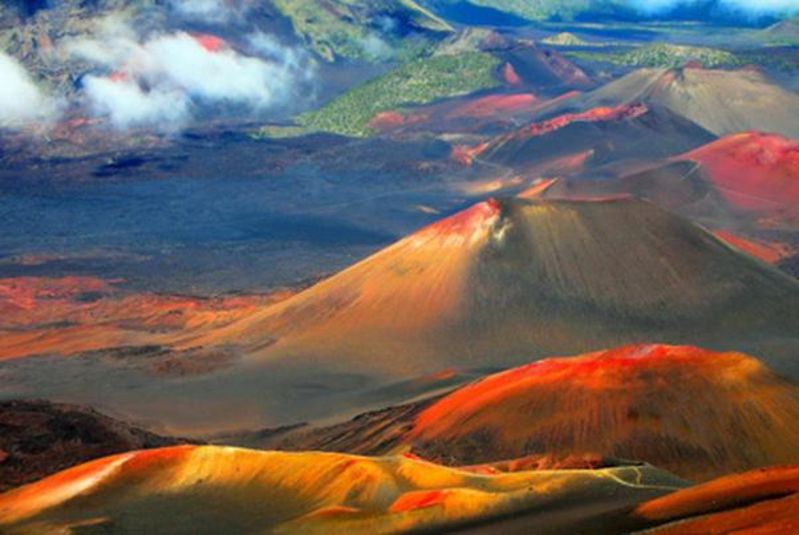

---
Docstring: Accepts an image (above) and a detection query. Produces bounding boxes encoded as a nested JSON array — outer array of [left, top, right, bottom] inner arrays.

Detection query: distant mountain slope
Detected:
[[420, 0, 631, 23], [421, 0, 796, 24], [260, 31, 593, 138], [0, 445, 686, 534], [761, 19, 799, 45], [266, 51, 501, 137], [3, 197, 798, 433], [541, 131, 799, 233], [562, 66, 799, 138], [271, 0, 453, 61], [458, 102, 715, 168], [205, 197, 799, 375], [574, 43, 742, 68], [681, 132, 799, 218], [409, 345, 799, 481]]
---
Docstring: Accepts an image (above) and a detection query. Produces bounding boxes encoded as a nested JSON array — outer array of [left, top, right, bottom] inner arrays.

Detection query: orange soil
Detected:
[[447, 93, 538, 119], [713, 230, 795, 264], [522, 103, 648, 138], [518, 177, 561, 198], [636, 465, 799, 534], [682, 132, 799, 214], [452, 141, 491, 165], [367, 111, 428, 132], [458, 103, 647, 164], [502, 62, 522, 85], [0, 446, 685, 534], [0, 276, 293, 360], [411, 344, 799, 480]]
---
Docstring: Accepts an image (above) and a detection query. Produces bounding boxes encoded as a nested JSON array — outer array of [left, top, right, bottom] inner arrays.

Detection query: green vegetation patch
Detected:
[[259, 52, 500, 138], [566, 43, 741, 68]]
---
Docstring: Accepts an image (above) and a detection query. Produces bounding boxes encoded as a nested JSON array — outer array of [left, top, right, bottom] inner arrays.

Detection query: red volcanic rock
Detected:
[[517, 178, 561, 199], [369, 111, 407, 131], [714, 230, 795, 264], [389, 489, 453, 513], [409, 344, 799, 480], [0, 276, 115, 312], [420, 198, 501, 239], [635, 465, 799, 533], [192, 33, 227, 52], [681, 132, 799, 214], [0, 276, 290, 361], [448, 93, 538, 119], [367, 111, 427, 132], [502, 62, 522, 85], [459, 103, 648, 164], [524, 103, 648, 137], [451, 141, 490, 165]]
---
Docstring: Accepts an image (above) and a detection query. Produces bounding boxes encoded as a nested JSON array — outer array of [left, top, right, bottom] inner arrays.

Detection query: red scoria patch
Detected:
[[368, 111, 427, 132], [524, 103, 648, 138], [449, 93, 538, 119], [682, 132, 799, 212], [503, 63, 522, 85], [418, 199, 501, 238], [120, 445, 197, 474], [713, 230, 794, 264], [192, 33, 227, 53], [412, 344, 742, 435], [390, 489, 453, 513], [457, 103, 647, 165]]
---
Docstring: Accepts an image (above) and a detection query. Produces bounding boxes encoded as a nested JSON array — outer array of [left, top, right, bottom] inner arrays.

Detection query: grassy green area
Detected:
[[272, 0, 452, 62], [566, 43, 741, 68], [257, 52, 500, 138]]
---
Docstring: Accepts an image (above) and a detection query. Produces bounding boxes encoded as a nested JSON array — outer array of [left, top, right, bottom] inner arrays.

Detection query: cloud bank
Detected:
[[169, 0, 250, 22], [627, 0, 799, 16], [0, 52, 60, 130], [64, 19, 315, 129]]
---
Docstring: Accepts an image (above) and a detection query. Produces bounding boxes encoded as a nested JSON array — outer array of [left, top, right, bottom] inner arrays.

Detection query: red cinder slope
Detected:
[[635, 465, 799, 533], [681, 132, 799, 215], [572, 66, 799, 138], [458, 103, 648, 164], [409, 344, 799, 481]]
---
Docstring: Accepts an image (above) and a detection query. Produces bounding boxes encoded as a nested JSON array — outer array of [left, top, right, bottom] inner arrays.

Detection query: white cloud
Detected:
[[721, 0, 799, 13], [80, 76, 191, 129], [169, 0, 249, 22], [0, 52, 60, 130], [627, 0, 799, 15], [64, 19, 315, 129]]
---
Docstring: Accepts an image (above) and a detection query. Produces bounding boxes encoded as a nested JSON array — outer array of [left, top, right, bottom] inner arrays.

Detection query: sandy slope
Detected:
[[0, 445, 684, 535]]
